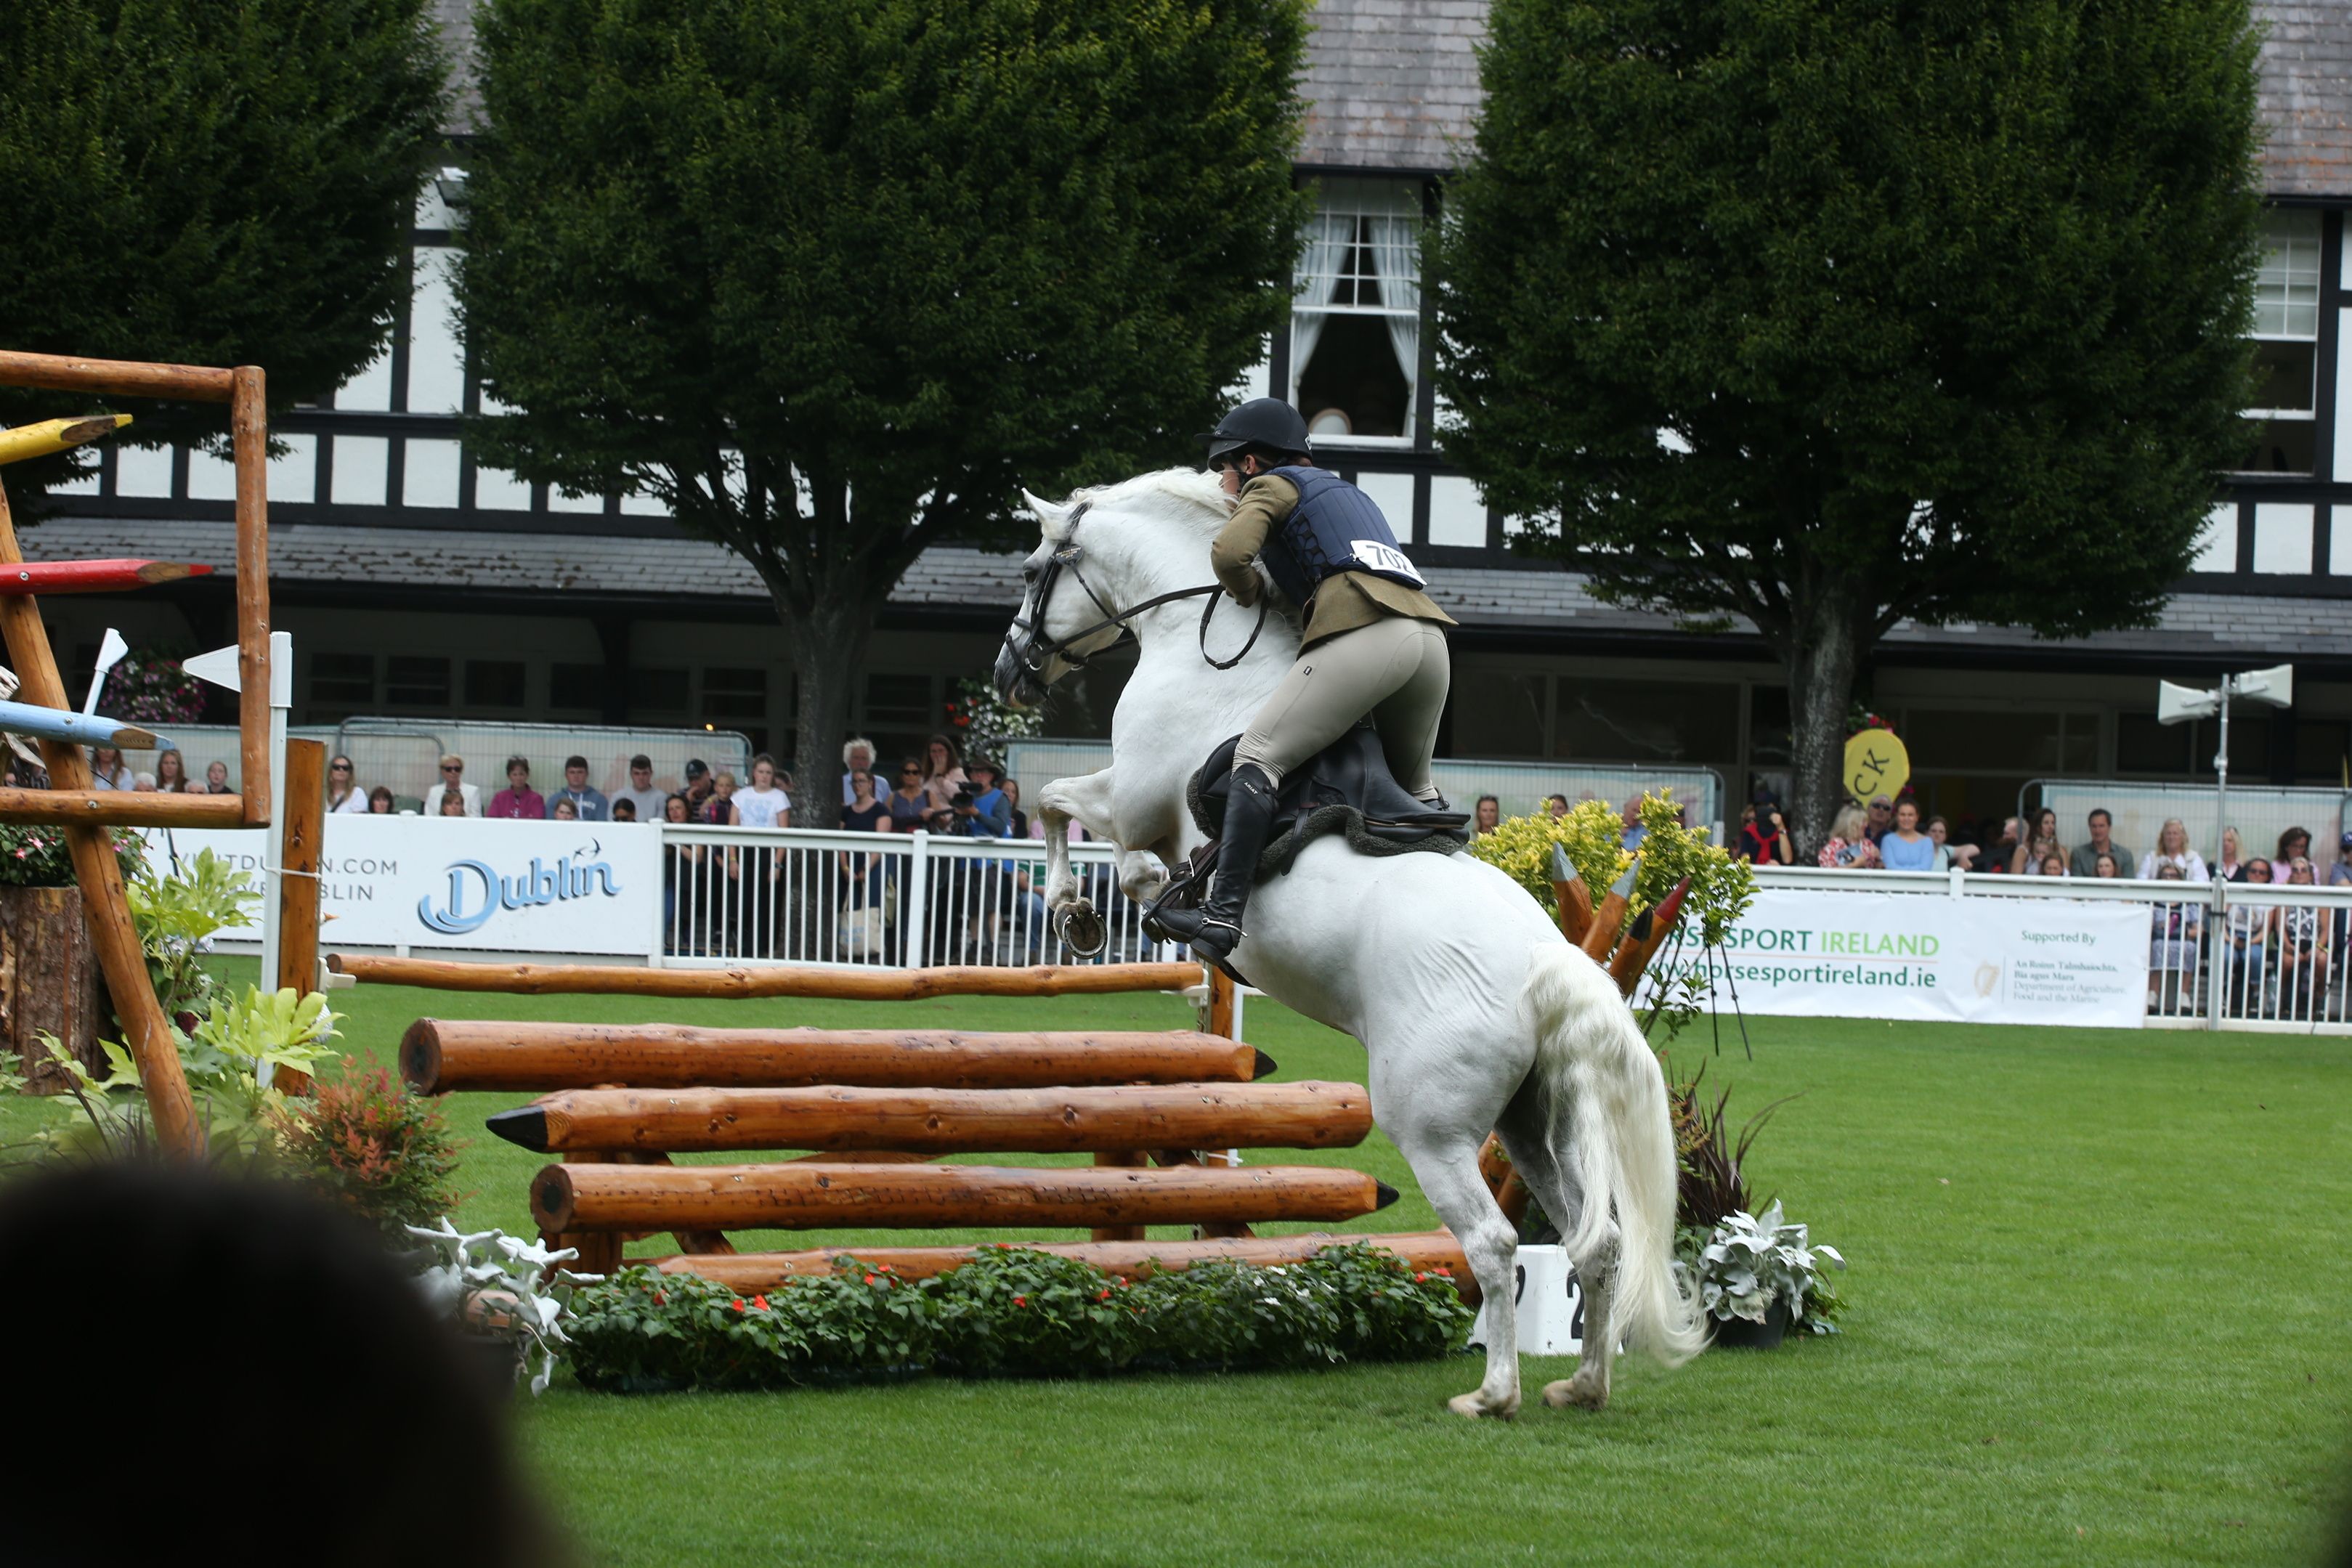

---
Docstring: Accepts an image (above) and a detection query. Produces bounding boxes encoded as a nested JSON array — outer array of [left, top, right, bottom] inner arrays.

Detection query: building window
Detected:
[[628, 667, 690, 713], [2239, 208, 2321, 474], [383, 655, 451, 710], [548, 663, 601, 710], [463, 659, 526, 709], [1291, 179, 1422, 442], [308, 653, 374, 719], [702, 667, 769, 753]]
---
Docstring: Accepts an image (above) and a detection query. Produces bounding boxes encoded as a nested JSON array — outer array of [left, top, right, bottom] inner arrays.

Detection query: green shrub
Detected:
[[275, 1055, 465, 1245], [563, 1244, 1473, 1393]]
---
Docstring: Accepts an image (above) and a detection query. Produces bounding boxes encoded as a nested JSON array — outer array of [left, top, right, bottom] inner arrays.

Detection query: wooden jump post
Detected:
[[0, 348, 280, 1155], [332, 953, 1198, 999]]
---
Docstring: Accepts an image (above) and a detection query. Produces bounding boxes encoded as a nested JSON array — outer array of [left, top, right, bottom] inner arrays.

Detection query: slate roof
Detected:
[[30, 514, 2352, 667], [2255, 0, 2352, 197]]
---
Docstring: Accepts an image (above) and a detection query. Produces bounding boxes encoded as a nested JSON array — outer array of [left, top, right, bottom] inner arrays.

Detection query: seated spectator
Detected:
[[2214, 826, 2247, 882], [1928, 815, 1975, 871], [1740, 799, 1793, 866], [2149, 863, 2201, 1007], [702, 770, 739, 825], [550, 797, 580, 821], [328, 754, 369, 813], [155, 749, 193, 794], [614, 755, 666, 825], [487, 757, 545, 820], [886, 757, 930, 829], [423, 755, 481, 817], [88, 745, 130, 790], [367, 785, 395, 814], [131, 771, 157, 791], [611, 796, 638, 823], [2091, 852, 2122, 878], [1817, 805, 1881, 869], [1863, 794, 1894, 843], [437, 788, 469, 818], [549, 755, 608, 821], [1544, 794, 1568, 820], [1878, 799, 1937, 870], [1620, 797, 1646, 851], [920, 733, 968, 810], [204, 759, 232, 794], [2068, 808, 2130, 880], [1002, 779, 1031, 839], [2272, 858, 2332, 1009], [734, 755, 791, 829], [1474, 795, 1501, 837], [2024, 836, 2063, 874], [2038, 850, 2067, 877], [2138, 818, 2206, 881], [841, 736, 877, 807], [2272, 826, 2311, 883], [2224, 859, 2274, 1004]]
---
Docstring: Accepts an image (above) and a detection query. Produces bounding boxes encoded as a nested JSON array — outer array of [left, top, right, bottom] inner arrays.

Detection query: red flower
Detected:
[[1096, 1288, 1111, 1301], [1013, 1294, 1027, 1307], [1435, 1267, 1453, 1278], [1414, 1272, 1427, 1282], [731, 1298, 747, 1312], [752, 1294, 769, 1311], [652, 1291, 666, 1305], [864, 1274, 877, 1285]]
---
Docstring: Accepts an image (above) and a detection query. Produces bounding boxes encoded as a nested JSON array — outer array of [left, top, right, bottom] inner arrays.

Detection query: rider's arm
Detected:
[[1209, 475, 1299, 607]]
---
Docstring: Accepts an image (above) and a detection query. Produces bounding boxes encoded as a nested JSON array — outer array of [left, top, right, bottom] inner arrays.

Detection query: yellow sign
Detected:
[[1844, 728, 1910, 804]]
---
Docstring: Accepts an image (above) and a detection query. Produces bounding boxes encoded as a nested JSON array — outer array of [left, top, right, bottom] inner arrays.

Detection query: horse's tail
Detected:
[[1523, 943, 1706, 1367]]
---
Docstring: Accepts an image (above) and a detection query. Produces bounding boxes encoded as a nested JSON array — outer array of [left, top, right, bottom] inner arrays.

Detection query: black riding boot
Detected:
[[1157, 763, 1281, 963]]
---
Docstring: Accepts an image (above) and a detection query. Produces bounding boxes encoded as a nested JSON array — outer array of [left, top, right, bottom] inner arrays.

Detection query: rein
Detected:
[[1007, 500, 1271, 677]]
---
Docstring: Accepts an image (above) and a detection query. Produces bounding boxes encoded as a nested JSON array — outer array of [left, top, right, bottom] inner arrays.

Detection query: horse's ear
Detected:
[[1022, 489, 1069, 531]]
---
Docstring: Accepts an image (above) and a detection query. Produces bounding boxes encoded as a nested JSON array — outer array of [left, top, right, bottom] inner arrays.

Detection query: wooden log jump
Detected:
[[654, 1230, 1477, 1303], [0, 697, 159, 752], [1549, 845, 1594, 945], [487, 1080, 1371, 1156], [334, 953, 1198, 1000], [0, 414, 131, 468], [0, 558, 210, 594], [403, 1020, 1270, 1094], [531, 1160, 1397, 1235], [0, 787, 248, 829]]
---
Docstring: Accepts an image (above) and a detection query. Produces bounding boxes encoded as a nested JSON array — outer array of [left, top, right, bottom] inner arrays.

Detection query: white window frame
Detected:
[[1291, 178, 1424, 449], [2241, 211, 2322, 446]]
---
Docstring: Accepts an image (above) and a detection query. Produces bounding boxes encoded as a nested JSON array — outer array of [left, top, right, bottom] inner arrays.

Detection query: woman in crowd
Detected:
[[1472, 796, 1501, 837], [2011, 807, 2064, 873], [886, 757, 930, 830], [2215, 826, 2246, 882], [368, 785, 396, 814], [700, 770, 739, 826], [131, 771, 156, 792], [611, 797, 637, 823], [919, 733, 968, 811], [437, 789, 467, 818], [1001, 779, 1031, 840], [734, 755, 791, 829], [838, 769, 893, 959], [204, 760, 231, 794], [661, 794, 704, 955], [2224, 858, 2274, 1015], [327, 755, 369, 813], [2270, 858, 2332, 1019], [1926, 816, 1976, 871], [88, 745, 130, 790], [731, 757, 791, 959], [1740, 800, 1793, 865], [487, 757, 544, 820], [2022, 827, 2064, 875], [2038, 850, 2067, 877], [154, 750, 192, 793], [2272, 826, 2311, 883], [2137, 818, 2205, 881], [2148, 862, 2202, 1012], [1816, 805, 1881, 869], [550, 797, 579, 821], [1878, 799, 1937, 871], [2091, 852, 2122, 878]]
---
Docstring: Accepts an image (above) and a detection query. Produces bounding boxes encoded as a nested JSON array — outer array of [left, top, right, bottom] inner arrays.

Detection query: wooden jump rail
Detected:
[[333, 954, 1199, 1000], [486, 1081, 1372, 1156], [655, 1230, 1478, 1303], [402, 1020, 1270, 1094]]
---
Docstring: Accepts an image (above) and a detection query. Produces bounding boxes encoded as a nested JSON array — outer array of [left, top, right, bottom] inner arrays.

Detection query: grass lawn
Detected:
[[9, 963, 2350, 1565]]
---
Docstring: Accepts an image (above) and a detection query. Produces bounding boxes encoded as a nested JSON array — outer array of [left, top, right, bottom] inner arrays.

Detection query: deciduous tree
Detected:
[[1435, 0, 2262, 849], [461, 0, 1308, 823]]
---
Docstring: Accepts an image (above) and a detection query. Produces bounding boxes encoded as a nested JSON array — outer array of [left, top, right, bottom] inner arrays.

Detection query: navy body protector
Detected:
[[1260, 466, 1426, 606]]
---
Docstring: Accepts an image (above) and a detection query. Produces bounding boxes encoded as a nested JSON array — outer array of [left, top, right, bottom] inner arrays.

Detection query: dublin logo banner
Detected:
[[419, 843, 624, 935]]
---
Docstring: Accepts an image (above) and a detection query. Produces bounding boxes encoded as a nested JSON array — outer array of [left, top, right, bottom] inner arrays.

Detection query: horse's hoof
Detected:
[[1058, 902, 1107, 959], [1445, 1391, 1519, 1421], [1541, 1377, 1607, 1411]]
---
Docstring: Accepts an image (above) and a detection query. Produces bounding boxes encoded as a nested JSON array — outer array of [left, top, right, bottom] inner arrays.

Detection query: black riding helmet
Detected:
[[1201, 397, 1310, 465]]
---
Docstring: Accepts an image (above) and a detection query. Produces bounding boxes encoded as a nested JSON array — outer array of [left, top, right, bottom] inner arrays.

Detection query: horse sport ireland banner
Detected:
[[142, 816, 661, 955], [1679, 889, 2150, 1028]]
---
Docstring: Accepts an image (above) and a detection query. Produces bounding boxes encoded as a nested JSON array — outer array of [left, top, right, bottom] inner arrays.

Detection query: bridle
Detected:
[[1005, 500, 1270, 681]]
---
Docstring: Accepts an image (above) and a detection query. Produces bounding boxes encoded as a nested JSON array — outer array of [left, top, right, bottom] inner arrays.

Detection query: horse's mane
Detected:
[[1033, 467, 1233, 540]]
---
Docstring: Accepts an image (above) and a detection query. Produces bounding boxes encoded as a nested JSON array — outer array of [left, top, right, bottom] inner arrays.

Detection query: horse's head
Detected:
[[993, 469, 1232, 710]]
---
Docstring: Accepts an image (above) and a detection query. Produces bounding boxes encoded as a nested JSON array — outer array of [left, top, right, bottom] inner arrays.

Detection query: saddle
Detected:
[[1147, 727, 1468, 936]]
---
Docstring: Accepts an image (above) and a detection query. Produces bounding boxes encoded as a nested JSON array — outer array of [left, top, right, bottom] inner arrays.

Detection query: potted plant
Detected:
[[1687, 1201, 1844, 1348], [408, 1219, 599, 1395]]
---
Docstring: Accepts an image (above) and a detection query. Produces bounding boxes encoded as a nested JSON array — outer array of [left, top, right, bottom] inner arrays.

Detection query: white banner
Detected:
[[145, 816, 661, 955], [1688, 889, 2151, 1029]]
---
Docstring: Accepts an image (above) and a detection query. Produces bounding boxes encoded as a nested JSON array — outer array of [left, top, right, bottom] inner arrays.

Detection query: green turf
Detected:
[[8, 962, 2350, 1565]]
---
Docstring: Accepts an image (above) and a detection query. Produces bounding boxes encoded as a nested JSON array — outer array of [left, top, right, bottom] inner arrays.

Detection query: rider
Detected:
[[1153, 397, 1456, 963]]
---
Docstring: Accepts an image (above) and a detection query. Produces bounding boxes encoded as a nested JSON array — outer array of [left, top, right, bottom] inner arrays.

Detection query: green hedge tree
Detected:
[[459, 0, 1308, 824], [0, 0, 447, 501], [1434, 0, 2263, 850]]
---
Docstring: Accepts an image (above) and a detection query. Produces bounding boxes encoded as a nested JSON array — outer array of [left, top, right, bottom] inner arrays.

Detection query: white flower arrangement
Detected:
[[408, 1219, 601, 1394], [1691, 1201, 1846, 1334]]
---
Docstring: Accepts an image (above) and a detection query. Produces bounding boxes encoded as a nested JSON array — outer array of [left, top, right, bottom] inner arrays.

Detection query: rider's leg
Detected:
[[1368, 621, 1451, 803]]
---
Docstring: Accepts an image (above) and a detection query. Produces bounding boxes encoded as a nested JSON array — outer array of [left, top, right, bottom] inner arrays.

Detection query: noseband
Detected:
[[1006, 500, 1270, 680]]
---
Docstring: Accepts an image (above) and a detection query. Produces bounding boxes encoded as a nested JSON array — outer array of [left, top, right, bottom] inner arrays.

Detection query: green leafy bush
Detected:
[[564, 1244, 1473, 1393], [275, 1055, 466, 1245], [125, 848, 256, 1020]]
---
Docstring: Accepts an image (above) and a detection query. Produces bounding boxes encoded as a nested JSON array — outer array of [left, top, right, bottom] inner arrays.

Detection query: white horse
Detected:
[[992, 468, 1703, 1417]]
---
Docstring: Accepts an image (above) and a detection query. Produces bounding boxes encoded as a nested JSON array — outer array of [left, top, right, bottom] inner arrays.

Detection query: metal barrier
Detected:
[[2023, 778, 2352, 877], [1753, 864, 2352, 1032], [654, 825, 1172, 970], [336, 718, 756, 806]]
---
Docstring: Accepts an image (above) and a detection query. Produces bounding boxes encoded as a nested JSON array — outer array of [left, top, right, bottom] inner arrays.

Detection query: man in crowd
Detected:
[[2069, 808, 2131, 880], [842, 737, 877, 806], [681, 759, 715, 818], [1974, 816, 2020, 875], [550, 755, 609, 821], [614, 755, 665, 824], [1621, 796, 1647, 850], [422, 755, 479, 817]]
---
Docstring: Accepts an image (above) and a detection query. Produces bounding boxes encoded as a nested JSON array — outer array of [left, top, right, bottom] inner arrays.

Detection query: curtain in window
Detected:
[[1288, 212, 1348, 405], [1367, 212, 1422, 439]]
